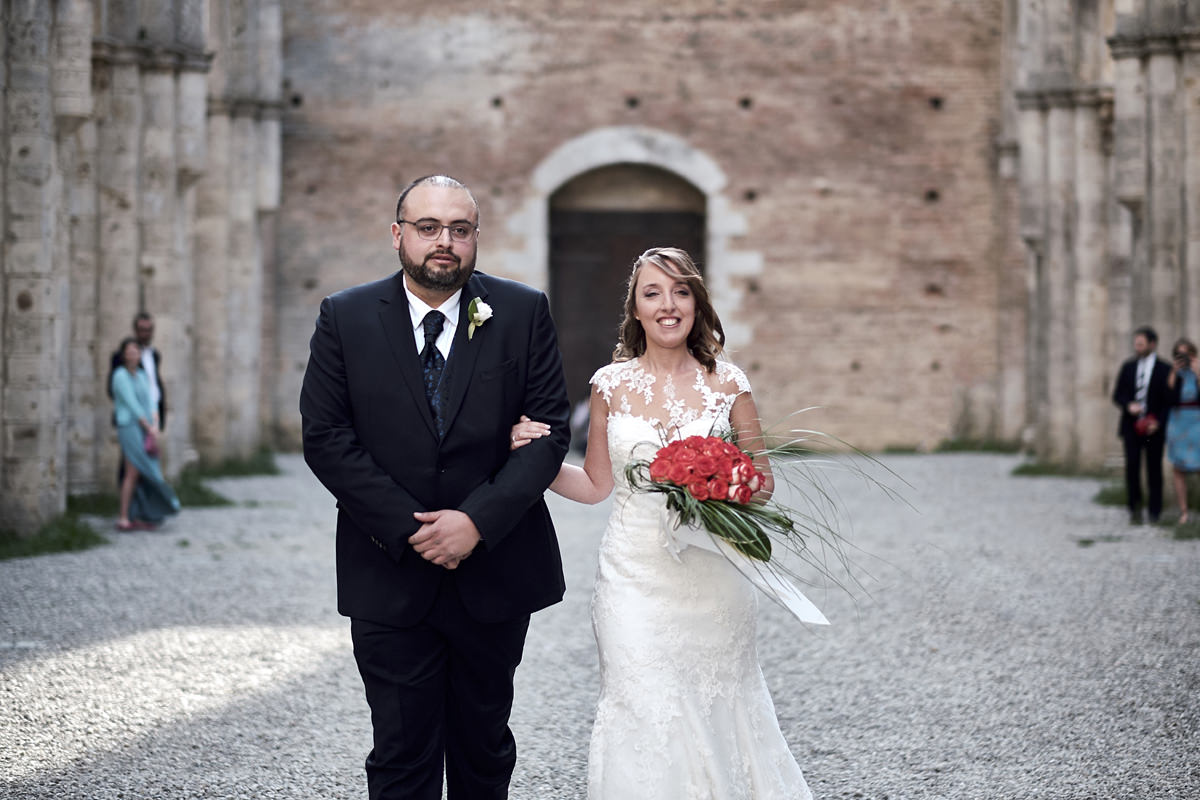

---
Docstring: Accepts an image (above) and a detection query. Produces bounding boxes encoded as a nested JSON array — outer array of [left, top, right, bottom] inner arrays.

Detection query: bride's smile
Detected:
[[634, 262, 696, 350]]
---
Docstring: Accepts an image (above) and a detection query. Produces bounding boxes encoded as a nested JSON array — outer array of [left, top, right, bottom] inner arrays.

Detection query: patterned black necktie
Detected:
[[421, 310, 446, 435]]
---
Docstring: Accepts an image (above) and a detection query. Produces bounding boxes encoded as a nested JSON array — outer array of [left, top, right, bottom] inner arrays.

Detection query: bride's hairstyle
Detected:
[[613, 247, 726, 373]]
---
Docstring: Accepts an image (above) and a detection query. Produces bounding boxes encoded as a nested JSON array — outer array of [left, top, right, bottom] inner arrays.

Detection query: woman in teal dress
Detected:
[[110, 337, 180, 531], [1167, 338, 1200, 523]]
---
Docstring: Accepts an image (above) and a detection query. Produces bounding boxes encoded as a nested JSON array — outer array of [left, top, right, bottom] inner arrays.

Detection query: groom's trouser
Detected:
[[351, 578, 530, 800], [1123, 431, 1165, 518]]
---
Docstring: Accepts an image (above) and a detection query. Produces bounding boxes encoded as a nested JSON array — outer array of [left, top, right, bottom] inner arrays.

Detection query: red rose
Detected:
[[687, 480, 710, 501], [708, 478, 730, 500], [714, 454, 735, 481], [649, 457, 671, 482], [668, 463, 693, 484], [730, 484, 753, 504], [674, 447, 698, 464], [693, 455, 718, 477]]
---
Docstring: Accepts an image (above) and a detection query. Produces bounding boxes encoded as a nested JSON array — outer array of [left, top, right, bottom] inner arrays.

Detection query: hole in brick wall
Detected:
[[137, 27, 147, 40], [291, 94, 303, 107], [282, 78, 292, 90], [929, 96, 944, 110], [924, 283, 945, 297], [937, 323, 953, 333], [626, 96, 640, 109], [491, 96, 503, 108], [306, 184, 318, 195], [743, 189, 757, 202], [303, 278, 318, 290], [16, 291, 33, 311], [924, 189, 940, 203], [491, 185, 503, 196], [18, 146, 29, 158], [747, 278, 760, 293], [930, 360, 941, 371], [739, 96, 753, 109], [831, 95, 844, 105], [850, 360, 862, 371], [749, 361, 761, 372]]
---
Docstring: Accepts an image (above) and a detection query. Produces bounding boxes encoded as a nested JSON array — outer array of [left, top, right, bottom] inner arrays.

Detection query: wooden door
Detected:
[[549, 210, 705, 408]]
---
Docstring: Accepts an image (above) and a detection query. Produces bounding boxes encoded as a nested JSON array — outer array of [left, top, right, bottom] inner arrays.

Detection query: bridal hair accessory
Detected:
[[467, 297, 492, 340]]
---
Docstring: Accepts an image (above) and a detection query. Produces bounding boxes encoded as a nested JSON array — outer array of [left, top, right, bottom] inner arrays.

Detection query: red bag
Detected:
[[1134, 414, 1158, 436], [144, 432, 159, 457]]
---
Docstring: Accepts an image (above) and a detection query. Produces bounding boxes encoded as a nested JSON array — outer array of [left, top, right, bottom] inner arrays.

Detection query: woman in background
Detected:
[[1167, 337, 1200, 524], [110, 337, 180, 531]]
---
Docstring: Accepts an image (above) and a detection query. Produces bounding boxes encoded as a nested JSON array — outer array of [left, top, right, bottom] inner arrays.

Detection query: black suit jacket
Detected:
[[299, 271, 571, 626], [108, 347, 166, 428], [1112, 356, 1171, 439]]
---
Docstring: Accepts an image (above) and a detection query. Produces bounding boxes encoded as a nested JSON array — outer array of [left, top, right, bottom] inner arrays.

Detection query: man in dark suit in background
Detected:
[[1112, 325, 1172, 524], [300, 175, 571, 800]]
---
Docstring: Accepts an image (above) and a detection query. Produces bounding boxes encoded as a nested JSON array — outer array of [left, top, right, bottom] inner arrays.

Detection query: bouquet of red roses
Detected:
[[625, 434, 796, 562]]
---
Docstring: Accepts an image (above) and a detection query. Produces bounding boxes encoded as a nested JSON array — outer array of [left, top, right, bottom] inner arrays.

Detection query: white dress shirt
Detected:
[[402, 275, 460, 360], [140, 346, 161, 410], [1135, 353, 1157, 407]]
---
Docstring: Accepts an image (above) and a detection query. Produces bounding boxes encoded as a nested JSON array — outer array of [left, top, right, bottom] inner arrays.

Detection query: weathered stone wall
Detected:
[[0, 0, 280, 534], [1014, 0, 1200, 468], [276, 1, 1023, 451], [5, 2, 1193, 534]]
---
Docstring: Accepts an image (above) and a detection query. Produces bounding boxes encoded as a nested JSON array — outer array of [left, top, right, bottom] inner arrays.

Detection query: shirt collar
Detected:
[[1139, 353, 1157, 368], [402, 274, 461, 333]]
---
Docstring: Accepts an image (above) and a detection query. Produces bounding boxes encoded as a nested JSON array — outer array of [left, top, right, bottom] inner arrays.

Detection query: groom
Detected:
[[300, 175, 571, 799]]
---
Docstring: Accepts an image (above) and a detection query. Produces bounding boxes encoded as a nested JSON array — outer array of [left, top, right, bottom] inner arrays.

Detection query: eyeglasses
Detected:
[[398, 219, 478, 243]]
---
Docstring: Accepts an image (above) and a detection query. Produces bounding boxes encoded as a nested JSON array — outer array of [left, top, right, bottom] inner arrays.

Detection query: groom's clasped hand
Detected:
[[408, 508, 480, 569]]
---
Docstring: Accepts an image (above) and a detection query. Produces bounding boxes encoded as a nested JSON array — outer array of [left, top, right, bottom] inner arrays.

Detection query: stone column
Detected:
[[192, 104, 232, 463], [1182, 30, 1200, 338], [224, 106, 263, 457], [58, 0, 101, 494], [1073, 93, 1112, 466], [1016, 98, 1047, 445], [1, 2, 70, 530], [257, 0, 282, 445], [1146, 42, 1181, 335], [1043, 99, 1077, 463], [94, 41, 144, 485], [140, 49, 186, 472], [67, 117, 101, 492], [2, 0, 10, 505]]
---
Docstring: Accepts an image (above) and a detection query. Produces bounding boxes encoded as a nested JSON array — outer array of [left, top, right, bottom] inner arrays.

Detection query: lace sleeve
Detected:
[[715, 360, 752, 396], [590, 362, 622, 404]]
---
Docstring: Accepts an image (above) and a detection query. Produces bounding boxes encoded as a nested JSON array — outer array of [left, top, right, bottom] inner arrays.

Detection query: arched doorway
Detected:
[[548, 164, 706, 409]]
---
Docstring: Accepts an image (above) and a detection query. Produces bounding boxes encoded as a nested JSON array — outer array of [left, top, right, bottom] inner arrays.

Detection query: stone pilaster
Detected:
[[92, 43, 142, 487], [1073, 98, 1111, 466], [1146, 47, 1181, 334], [192, 105, 231, 462], [1181, 29, 1200, 341], [1, 2, 70, 530]]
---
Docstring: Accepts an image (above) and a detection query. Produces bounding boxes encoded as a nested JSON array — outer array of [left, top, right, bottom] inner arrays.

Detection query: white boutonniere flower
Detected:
[[468, 297, 493, 340]]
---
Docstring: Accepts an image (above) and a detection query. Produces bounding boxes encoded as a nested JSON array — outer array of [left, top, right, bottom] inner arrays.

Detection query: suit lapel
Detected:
[[377, 272, 439, 438], [440, 274, 488, 437]]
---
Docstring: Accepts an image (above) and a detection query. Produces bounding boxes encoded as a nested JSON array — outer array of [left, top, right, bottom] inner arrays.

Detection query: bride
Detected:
[[512, 247, 813, 800]]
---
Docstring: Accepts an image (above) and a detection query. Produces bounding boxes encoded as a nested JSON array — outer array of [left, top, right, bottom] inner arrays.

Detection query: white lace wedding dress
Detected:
[[586, 358, 812, 800]]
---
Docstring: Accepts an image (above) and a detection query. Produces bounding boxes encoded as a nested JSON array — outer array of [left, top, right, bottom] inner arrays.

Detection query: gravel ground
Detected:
[[1, 452, 1197, 799]]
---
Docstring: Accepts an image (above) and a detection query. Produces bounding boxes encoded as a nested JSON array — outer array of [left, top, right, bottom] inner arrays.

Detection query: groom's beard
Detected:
[[399, 246, 476, 293]]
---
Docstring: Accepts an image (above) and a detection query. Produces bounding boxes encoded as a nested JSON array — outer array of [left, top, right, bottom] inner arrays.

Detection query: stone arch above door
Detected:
[[498, 126, 762, 349]]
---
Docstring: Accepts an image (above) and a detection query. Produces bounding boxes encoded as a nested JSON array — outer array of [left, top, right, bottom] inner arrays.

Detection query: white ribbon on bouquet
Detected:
[[661, 507, 830, 626]]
